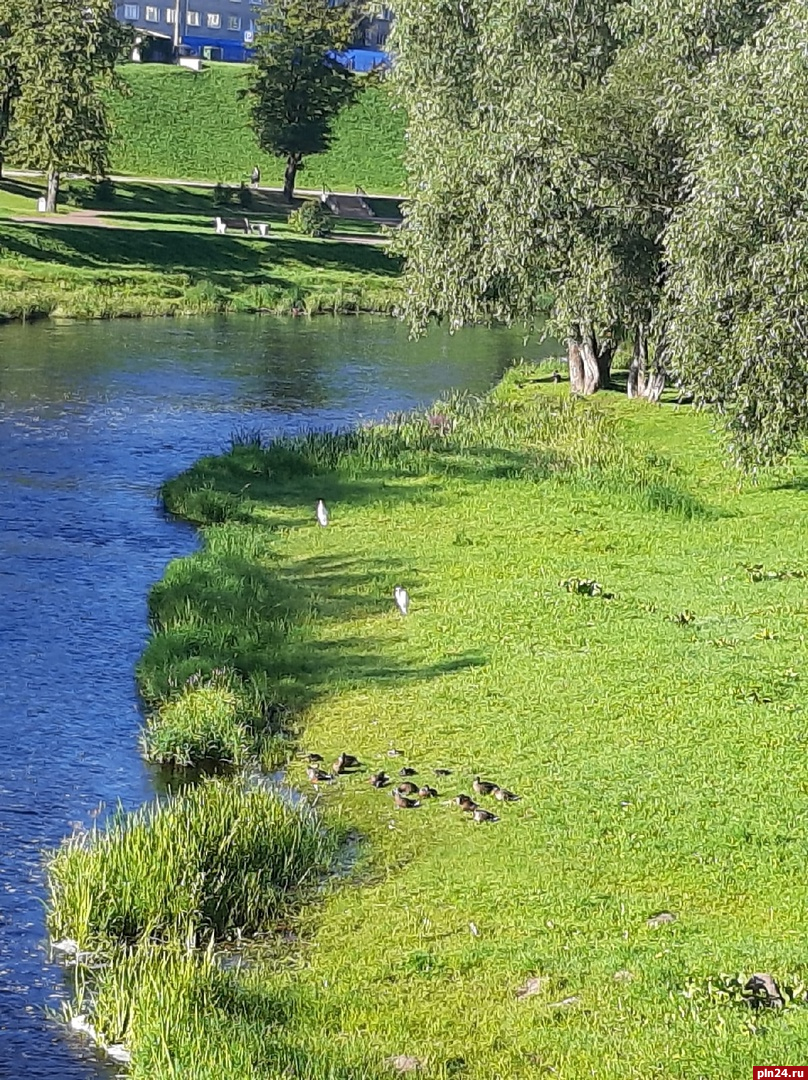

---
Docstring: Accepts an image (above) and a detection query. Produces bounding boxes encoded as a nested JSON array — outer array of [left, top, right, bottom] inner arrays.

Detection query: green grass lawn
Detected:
[[57, 368, 808, 1078], [0, 177, 402, 319], [104, 66, 406, 193]]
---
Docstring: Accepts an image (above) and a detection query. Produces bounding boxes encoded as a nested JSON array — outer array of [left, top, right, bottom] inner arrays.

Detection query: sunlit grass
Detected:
[[53, 367, 808, 1076]]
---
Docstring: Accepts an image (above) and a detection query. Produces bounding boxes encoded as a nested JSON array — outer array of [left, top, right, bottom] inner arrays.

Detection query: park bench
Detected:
[[213, 216, 270, 237]]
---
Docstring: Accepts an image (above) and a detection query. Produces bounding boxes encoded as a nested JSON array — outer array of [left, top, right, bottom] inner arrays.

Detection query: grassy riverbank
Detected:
[[0, 179, 401, 321], [50, 368, 808, 1077]]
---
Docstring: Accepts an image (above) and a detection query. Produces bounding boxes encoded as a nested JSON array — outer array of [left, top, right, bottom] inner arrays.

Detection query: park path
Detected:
[[3, 168, 402, 203]]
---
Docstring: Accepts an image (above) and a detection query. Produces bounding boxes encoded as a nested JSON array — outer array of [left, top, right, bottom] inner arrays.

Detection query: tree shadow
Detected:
[[142, 541, 486, 721], [0, 220, 400, 281]]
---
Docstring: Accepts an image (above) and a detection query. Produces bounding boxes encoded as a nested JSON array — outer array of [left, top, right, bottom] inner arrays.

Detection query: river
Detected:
[[0, 314, 551, 1078]]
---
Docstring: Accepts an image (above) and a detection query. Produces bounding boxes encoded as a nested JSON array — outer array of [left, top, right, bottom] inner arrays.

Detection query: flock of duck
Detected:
[[304, 750, 520, 823]]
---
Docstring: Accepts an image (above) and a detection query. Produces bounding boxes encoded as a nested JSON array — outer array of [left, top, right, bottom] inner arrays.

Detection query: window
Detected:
[[206, 11, 220, 27], [165, 6, 175, 21], [123, 3, 139, 18], [227, 14, 240, 29], [186, 8, 200, 24], [144, 5, 159, 20]]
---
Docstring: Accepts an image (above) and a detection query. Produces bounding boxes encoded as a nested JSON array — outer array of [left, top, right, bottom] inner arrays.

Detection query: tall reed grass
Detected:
[[79, 942, 380, 1080], [47, 778, 334, 952]]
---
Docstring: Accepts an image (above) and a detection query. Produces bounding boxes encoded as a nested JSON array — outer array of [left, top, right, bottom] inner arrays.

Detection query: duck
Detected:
[[473, 776, 499, 796], [307, 765, 332, 783], [397, 781, 419, 795], [387, 748, 404, 757], [399, 766, 417, 777], [332, 752, 361, 774], [418, 785, 438, 799], [305, 752, 324, 764], [392, 790, 420, 809], [433, 768, 452, 777], [493, 786, 520, 802], [455, 794, 479, 812], [472, 808, 499, 823], [369, 771, 390, 788]]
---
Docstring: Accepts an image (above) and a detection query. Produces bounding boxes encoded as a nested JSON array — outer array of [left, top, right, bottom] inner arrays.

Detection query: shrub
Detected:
[[288, 199, 332, 237], [62, 178, 117, 208], [141, 669, 258, 766], [212, 182, 233, 208], [47, 777, 334, 951], [237, 182, 252, 209]]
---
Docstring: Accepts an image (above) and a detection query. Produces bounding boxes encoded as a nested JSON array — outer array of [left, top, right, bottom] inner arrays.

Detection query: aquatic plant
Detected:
[[47, 777, 334, 951]]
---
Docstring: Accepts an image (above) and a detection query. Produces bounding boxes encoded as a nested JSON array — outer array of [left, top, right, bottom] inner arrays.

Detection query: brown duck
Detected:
[[493, 786, 520, 802], [397, 781, 419, 795], [333, 752, 362, 774], [393, 790, 420, 809], [369, 771, 390, 788], [473, 776, 499, 796], [418, 785, 438, 799], [307, 765, 332, 783], [472, 808, 499, 823], [455, 794, 479, 812]]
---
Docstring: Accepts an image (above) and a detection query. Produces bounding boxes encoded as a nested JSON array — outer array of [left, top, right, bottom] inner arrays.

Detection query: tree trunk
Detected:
[[567, 323, 611, 395], [627, 322, 666, 402], [283, 155, 300, 202], [45, 170, 60, 212]]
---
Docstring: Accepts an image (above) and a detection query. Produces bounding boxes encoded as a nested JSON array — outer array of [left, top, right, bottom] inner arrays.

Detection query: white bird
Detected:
[[394, 586, 409, 616], [316, 499, 329, 527]]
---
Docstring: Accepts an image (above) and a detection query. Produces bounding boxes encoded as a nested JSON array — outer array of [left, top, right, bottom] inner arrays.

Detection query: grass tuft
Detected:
[[47, 778, 334, 952]]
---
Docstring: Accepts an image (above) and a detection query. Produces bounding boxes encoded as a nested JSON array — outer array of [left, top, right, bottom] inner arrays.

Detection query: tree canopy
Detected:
[[663, 0, 808, 467], [391, 0, 773, 412], [248, 0, 360, 201], [4, 0, 128, 210]]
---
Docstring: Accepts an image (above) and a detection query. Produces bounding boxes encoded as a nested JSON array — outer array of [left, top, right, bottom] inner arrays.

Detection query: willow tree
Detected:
[[663, 1, 808, 468], [248, 0, 359, 202], [9, 0, 127, 211], [391, 0, 769, 397]]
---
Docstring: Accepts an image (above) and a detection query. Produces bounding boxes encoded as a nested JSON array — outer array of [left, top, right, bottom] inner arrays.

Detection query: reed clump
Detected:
[[141, 668, 262, 767], [47, 778, 333, 952]]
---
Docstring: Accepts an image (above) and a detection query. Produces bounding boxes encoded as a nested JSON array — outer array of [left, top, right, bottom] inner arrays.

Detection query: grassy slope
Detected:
[[128, 371, 808, 1078], [0, 179, 401, 320], [108, 66, 406, 193]]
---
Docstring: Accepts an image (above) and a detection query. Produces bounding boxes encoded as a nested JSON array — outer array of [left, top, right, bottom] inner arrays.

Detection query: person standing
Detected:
[[251, 165, 261, 188]]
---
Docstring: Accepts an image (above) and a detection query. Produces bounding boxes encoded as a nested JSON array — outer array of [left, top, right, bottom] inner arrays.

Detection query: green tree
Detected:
[[248, 0, 359, 202], [9, 0, 128, 211], [663, 0, 808, 468], [391, 0, 768, 397], [0, 0, 21, 181]]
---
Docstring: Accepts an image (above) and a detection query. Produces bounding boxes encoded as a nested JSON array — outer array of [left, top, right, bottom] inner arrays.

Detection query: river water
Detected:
[[0, 315, 551, 1078]]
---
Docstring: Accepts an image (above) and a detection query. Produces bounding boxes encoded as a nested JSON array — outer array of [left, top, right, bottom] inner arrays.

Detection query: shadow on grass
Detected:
[[141, 542, 486, 722], [0, 220, 401, 281]]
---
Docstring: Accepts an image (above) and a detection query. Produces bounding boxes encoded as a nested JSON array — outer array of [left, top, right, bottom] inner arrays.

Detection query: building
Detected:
[[116, 1, 392, 65], [116, 0, 257, 63]]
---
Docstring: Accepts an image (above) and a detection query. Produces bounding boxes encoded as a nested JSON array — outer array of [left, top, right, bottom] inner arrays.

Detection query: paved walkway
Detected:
[[3, 169, 403, 203]]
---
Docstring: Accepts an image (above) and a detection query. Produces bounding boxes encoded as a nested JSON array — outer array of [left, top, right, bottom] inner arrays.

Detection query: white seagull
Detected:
[[316, 499, 329, 527], [394, 586, 409, 616]]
